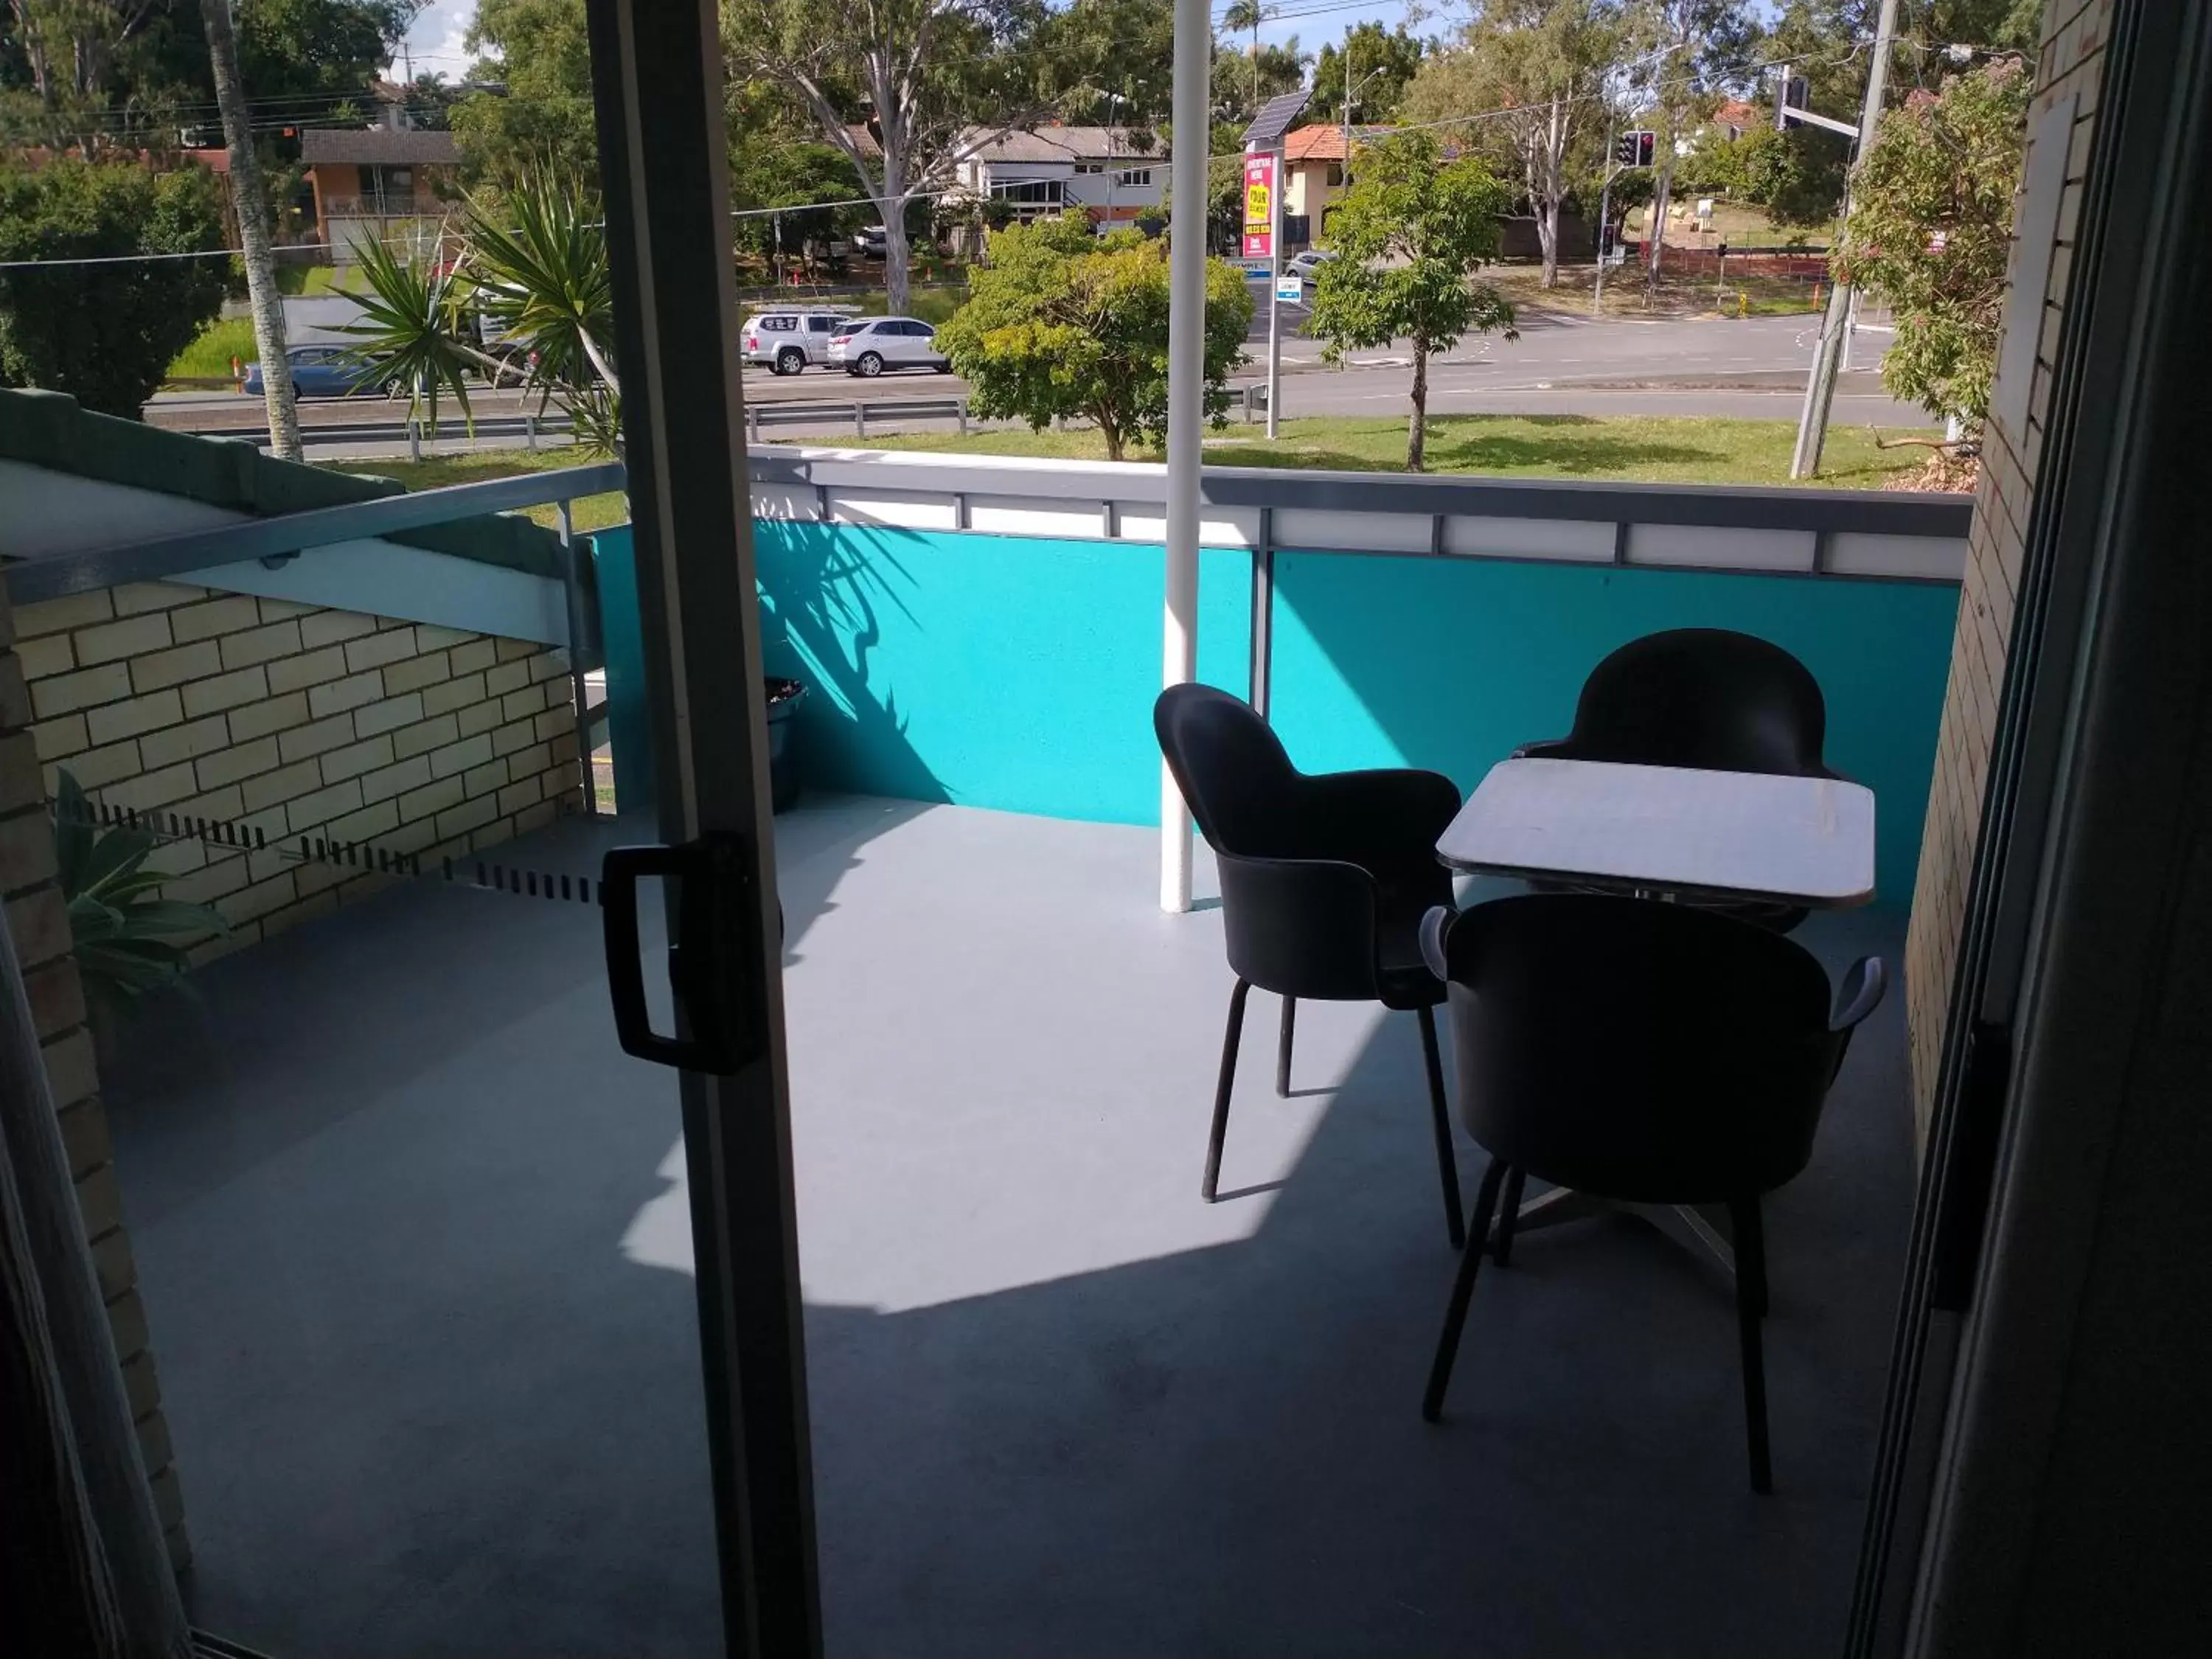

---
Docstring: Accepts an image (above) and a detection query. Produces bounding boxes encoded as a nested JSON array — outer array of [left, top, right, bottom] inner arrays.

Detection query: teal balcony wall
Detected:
[[597, 521, 1957, 908]]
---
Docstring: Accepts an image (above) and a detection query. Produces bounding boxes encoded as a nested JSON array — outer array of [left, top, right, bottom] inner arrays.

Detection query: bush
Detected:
[[0, 160, 231, 417]]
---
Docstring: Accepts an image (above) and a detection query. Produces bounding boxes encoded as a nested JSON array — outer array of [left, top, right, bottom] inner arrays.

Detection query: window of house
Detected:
[[1115, 168, 1154, 187], [1326, 163, 1343, 187]]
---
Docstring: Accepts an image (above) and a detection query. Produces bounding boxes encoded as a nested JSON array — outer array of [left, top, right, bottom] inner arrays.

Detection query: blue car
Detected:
[[242, 345, 393, 399]]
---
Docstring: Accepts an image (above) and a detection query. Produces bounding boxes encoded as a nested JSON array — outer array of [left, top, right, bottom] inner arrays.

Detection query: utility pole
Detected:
[[206, 0, 301, 461], [1266, 136, 1282, 439], [1593, 114, 1617, 315], [1790, 0, 1901, 479]]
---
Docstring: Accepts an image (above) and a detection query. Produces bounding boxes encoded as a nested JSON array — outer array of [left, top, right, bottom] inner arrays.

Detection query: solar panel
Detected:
[[1242, 90, 1311, 150]]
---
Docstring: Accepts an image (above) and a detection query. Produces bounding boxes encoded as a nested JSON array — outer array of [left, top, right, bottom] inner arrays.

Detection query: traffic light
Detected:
[[1775, 75, 1809, 129], [1615, 131, 1655, 169]]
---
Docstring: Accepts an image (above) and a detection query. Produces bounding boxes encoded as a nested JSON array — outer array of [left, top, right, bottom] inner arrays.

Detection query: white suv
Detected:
[[741, 310, 853, 375], [827, 316, 951, 377]]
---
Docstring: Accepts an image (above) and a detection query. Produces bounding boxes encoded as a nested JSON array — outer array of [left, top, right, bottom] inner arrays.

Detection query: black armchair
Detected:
[[1521, 628, 1840, 929], [1416, 894, 1885, 1492], [1155, 683, 1467, 1247]]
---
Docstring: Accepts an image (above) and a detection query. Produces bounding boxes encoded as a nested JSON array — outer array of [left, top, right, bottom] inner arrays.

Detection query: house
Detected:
[[1279, 123, 1385, 247], [1706, 97, 1764, 142], [951, 125, 1166, 229], [299, 126, 462, 264]]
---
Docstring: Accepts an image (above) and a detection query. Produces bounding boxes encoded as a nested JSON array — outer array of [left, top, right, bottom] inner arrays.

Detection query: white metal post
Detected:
[[1161, 0, 1208, 913]]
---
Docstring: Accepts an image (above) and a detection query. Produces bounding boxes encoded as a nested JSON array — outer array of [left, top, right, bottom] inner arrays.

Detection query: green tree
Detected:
[[1308, 23, 1427, 125], [937, 212, 1251, 460], [1305, 133, 1515, 471], [451, 0, 600, 188], [1221, 0, 1266, 107], [1400, 1, 1622, 287], [1832, 61, 2027, 430], [0, 158, 228, 414], [1624, 0, 1756, 286], [1687, 119, 1847, 226], [719, 0, 1054, 316]]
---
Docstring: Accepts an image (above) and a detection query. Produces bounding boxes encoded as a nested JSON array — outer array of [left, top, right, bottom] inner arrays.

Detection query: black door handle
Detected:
[[601, 836, 760, 1074]]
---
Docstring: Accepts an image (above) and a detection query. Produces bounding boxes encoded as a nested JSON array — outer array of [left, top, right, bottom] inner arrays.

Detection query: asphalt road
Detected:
[[145, 312, 1926, 451]]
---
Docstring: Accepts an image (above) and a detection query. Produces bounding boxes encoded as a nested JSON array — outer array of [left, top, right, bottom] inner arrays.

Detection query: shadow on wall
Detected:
[[748, 521, 1250, 824], [1266, 555, 1959, 908]]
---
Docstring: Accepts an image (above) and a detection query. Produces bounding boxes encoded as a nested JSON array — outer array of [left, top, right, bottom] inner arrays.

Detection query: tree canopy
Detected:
[[1306, 132, 1514, 470], [451, 0, 600, 187], [1307, 23, 1427, 126], [936, 212, 1251, 460], [0, 156, 229, 414], [1832, 60, 2028, 429]]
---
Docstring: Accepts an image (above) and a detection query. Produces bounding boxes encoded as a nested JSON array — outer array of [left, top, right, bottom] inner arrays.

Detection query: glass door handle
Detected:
[[601, 836, 761, 1074]]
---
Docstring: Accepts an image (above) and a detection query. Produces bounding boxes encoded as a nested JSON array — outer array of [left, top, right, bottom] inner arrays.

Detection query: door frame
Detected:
[[584, 5, 822, 1656], [1846, 1, 2212, 1651]]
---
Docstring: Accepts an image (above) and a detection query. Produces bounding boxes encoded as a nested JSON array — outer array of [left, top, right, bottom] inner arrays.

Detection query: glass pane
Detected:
[[15, 560, 723, 1656]]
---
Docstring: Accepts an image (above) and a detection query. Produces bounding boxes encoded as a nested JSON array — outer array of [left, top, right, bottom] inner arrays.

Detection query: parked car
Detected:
[[1285, 248, 1336, 282], [853, 224, 888, 258], [827, 316, 950, 378], [242, 345, 392, 399], [741, 310, 857, 375]]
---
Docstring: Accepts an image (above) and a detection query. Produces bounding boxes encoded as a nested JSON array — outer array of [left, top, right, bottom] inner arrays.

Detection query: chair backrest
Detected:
[[1153, 684, 1301, 858], [1557, 629, 1832, 777], [1431, 895, 1843, 1203]]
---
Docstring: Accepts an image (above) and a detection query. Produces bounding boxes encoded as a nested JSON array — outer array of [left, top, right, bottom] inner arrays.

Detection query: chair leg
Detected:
[[1493, 1166, 1528, 1265], [1276, 995, 1295, 1096], [1416, 1004, 1466, 1250], [1731, 1195, 1773, 1494], [1422, 1157, 1509, 1423], [1201, 979, 1252, 1203]]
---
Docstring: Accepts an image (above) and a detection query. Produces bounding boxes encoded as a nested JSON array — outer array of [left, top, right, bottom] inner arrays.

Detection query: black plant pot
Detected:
[[766, 677, 807, 813]]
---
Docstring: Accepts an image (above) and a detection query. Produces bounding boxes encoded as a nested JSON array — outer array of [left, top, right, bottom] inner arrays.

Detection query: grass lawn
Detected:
[[324, 447, 628, 533], [167, 316, 258, 380], [810, 412, 1935, 489], [276, 263, 368, 296], [1484, 262, 1827, 321]]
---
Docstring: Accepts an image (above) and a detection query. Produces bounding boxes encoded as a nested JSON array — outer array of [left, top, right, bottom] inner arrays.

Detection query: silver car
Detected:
[[827, 316, 951, 377], [741, 310, 853, 375]]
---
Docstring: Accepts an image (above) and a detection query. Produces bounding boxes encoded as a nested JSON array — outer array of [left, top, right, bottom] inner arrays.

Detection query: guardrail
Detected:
[[181, 394, 977, 456]]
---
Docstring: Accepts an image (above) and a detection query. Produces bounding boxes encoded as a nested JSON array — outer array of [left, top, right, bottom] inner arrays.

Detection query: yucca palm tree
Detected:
[[337, 175, 622, 456]]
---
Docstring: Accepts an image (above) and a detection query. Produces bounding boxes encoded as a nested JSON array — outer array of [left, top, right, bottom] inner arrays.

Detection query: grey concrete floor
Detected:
[[102, 796, 1917, 1658]]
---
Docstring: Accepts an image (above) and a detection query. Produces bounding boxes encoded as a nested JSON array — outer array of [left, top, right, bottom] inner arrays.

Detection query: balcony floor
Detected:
[[102, 796, 1916, 1658]]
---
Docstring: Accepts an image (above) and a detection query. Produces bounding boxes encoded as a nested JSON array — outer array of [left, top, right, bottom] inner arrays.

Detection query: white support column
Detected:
[[1161, 0, 1209, 914]]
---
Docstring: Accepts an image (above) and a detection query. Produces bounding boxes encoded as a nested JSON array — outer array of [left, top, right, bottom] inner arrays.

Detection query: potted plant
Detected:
[[766, 677, 808, 813], [51, 770, 230, 1046]]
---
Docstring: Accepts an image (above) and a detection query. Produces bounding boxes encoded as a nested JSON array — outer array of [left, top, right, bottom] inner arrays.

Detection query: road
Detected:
[[145, 313, 1925, 453]]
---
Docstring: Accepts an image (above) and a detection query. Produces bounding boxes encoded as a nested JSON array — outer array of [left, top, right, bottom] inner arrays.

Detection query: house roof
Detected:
[[1711, 99, 1763, 133], [845, 124, 883, 159], [0, 389, 568, 581], [959, 126, 1162, 164], [1282, 124, 1393, 164], [299, 128, 460, 166]]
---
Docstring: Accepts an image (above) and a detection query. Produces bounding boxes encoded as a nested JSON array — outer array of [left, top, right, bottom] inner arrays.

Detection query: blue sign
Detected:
[[1276, 276, 1304, 304]]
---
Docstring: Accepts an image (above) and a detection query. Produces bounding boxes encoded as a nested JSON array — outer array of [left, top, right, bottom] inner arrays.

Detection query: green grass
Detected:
[[276, 263, 367, 296], [326, 448, 628, 533], [166, 316, 259, 381], [801, 412, 1935, 489], [1485, 262, 1826, 321]]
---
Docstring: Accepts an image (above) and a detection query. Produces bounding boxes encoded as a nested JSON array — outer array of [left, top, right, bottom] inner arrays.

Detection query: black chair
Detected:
[[1415, 894, 1885, 1492], [1154, 683, 1467, 1248], [1520, 627, 1840, 929]]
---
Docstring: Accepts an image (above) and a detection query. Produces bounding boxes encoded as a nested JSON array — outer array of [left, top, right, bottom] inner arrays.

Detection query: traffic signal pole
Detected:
[[1790, 0, 1901, 479], [1593, 114, 1617, 315]]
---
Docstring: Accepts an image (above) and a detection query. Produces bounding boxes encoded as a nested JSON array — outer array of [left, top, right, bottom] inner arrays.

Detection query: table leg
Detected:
[[1486, 1188, 1737, 1283]]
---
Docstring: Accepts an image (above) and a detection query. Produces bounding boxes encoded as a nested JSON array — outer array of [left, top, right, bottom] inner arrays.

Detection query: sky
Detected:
[[390, 0, 1433, 82]]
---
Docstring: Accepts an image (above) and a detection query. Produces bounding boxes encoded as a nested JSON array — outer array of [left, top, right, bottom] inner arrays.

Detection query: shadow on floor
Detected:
[[97, 801, 1914, 1659]]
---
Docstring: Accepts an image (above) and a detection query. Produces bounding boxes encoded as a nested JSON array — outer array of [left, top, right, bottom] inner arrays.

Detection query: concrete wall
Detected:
[[1905, 0, 2116, 1143], [0, 568, 192, 1568], [15, 580, 582, 959]]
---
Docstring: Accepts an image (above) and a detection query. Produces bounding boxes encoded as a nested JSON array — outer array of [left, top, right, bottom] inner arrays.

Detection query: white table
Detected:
[[1436, 757, 1876, 908], [1434, 757, 1878, 1278]]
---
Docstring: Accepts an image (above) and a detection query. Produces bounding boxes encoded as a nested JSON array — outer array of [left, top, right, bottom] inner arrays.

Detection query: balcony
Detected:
[[21, 449, 1962, 1655]]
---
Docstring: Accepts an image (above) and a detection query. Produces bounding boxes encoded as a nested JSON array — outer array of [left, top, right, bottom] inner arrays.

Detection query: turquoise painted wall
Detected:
[[1267, 554, 1959, 908], [588, 526, 654, 813], [752, 521, 1252, 824], [593, 520, 1958, 908]]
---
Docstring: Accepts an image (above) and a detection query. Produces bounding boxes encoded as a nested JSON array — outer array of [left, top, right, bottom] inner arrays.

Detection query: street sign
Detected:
[[1233, 257, 1272, 278], [1242, 151, 1278, 260], [1276, 275, 1304, 304]]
